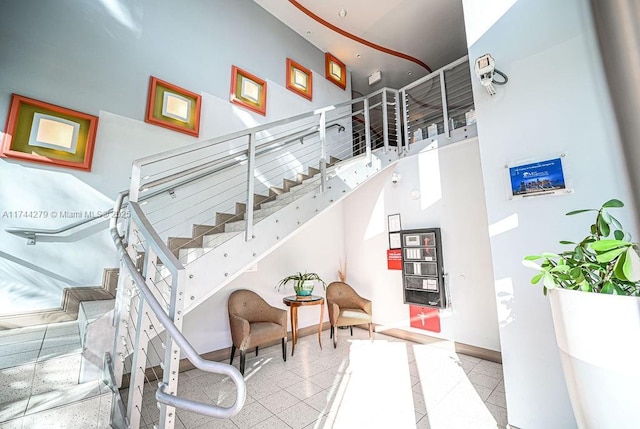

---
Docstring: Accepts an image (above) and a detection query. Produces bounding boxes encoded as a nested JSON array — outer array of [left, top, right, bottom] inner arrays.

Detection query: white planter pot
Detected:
[[549, 288, 640, 428]]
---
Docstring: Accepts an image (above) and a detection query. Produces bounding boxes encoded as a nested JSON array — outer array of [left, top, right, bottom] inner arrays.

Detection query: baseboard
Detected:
[[0, 285, 115, 330], [371, 324, 502, 363]]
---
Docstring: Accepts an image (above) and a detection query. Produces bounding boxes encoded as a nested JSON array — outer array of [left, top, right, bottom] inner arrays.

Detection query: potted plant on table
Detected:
[[523, 199, 640, 428], [276, 272, 326, 297]]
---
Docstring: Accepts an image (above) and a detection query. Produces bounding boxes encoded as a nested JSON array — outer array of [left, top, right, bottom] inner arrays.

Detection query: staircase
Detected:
[[0, 55, 476, 429]]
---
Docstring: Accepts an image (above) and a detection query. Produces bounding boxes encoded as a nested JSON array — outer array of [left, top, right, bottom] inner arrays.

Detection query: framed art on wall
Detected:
[[325, 52, 347, 90], [145, 76, 202, 137], [286, 58, 313, 101], [1, 94, 99, 171], [230, 66, 267, 116]]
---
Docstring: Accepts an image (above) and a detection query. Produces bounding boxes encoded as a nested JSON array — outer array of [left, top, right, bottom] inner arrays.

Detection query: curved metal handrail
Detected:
[[109, 192, 246, 419]]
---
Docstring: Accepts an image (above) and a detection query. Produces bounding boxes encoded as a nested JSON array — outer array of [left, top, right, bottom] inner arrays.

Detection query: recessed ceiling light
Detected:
[[306, 30, 312, 35], [338, 8, 347, 18], [355, 53, 361, 59]]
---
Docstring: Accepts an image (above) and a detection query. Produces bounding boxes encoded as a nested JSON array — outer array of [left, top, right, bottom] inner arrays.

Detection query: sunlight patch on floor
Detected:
[[323, 339, 415, 428], [413, 344, 498, 428]]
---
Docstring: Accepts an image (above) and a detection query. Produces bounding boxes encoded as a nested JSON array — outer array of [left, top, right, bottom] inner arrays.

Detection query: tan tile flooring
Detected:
[[125, 328, 508, 429]]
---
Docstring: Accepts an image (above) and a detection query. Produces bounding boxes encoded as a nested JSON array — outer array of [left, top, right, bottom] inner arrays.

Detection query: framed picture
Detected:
[[1, 94, 99, 171], [389, 232, 401, 249], [286, 58, 313, 101], [230, 66, 267, 116], [388, 213, 402, 232], [145, 76, 202, 137], [506, 154, 571, 199], [325, 52, 347, 90]]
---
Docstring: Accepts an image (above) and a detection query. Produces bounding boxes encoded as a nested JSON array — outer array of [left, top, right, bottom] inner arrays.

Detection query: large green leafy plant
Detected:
[[523, 199, 640, 296]]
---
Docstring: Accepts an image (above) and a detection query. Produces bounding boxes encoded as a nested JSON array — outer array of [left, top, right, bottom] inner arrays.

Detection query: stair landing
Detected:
[[0, 321, 111, 428]]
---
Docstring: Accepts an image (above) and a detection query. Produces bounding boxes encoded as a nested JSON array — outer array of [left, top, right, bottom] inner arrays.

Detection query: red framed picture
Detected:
[[325, 52, 347, 90], [286, 58, 313, 101], [1, 94, 99, 171], [230, 66, 267, 116], [145, 76, 202, 137]]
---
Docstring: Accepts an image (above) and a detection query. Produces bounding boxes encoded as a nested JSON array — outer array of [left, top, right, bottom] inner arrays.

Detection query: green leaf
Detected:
[[613, 252, 628, 281], [591, 224, 597, 234], [531, 273, 543, 284], [610, 215, 623, 231], [569, 267, 582, 279], [598, 216, 611, 237], [550, 265, 569, 273], [541, 252, 561, 259], [580, 282, 593, 292], [523, 255, 542, 261], [559, 240, 575, 245], [574, 246, 584, 261], [542, 273, 557, 289], [623, 247, 640, 282], [600, 209, 612, 225], [566, 209, 596, 216], [595, 247, 626, 263], [522, 259, 542, 271], [614, 230, 624, 240], [601, 281, 615, 294], [590, 239, 631, 252], [603, 199, 624, 208]]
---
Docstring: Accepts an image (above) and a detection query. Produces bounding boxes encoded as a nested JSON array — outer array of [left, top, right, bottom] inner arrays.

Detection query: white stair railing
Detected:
[[109, 55, 476, 429]]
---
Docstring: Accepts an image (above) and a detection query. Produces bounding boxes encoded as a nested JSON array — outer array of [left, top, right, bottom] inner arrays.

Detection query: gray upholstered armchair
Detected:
[[326, 282, 373, 348], [228, 289, 287, 374]]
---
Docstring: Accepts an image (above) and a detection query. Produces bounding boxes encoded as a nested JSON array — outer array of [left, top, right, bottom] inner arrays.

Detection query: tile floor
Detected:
[[0, 321, 111, 429], [124, 328, 508, 429]]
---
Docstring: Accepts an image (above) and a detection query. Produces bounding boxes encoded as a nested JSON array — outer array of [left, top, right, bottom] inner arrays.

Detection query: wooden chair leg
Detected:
[[240, 350, 246, 375], [255, 346, 259, 356], [350, 326, 353, 336], [369, 322, 373, 339], [333, 327, 337, 348], [330, 326, 333, 339], [230, 345, 236, 365], [282, 338, 287, 362]]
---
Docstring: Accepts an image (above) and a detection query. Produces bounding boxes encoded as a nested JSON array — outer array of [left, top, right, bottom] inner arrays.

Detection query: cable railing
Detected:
[[109, 87, 401, 429], [400, 55, 475, 148], [2, 56, 475, 429]]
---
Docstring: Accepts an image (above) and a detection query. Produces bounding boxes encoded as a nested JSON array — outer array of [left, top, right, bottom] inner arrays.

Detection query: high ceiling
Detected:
[[254, 0, 468, 96]]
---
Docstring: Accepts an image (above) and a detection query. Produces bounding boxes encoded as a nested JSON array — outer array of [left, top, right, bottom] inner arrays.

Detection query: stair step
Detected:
[[198, 231, 243, 252]]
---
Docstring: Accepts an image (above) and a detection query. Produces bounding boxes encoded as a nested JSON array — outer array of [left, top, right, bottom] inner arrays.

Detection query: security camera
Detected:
[[474, 54, 508, 95]]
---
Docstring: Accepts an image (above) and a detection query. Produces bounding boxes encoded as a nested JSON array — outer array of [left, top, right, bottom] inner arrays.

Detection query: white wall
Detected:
[[342, 138, 501, 351], [182, 203, 345, 354], [462, 0, 635, 427], [0, 0, 351, 315]]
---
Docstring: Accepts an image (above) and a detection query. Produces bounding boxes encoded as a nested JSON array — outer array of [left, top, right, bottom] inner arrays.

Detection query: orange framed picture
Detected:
[[230, 66, 267, 116], [286, 58, 313, 101], [1, 94, 99, 171], [145, 76, 202, 137], [325, 52, 347, 90]]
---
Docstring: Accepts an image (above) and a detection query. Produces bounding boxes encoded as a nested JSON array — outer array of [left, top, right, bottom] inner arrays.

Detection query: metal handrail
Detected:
[[4, 124, 346, 243], [109, 193, 247, 419], [131, 87, 392, 171]]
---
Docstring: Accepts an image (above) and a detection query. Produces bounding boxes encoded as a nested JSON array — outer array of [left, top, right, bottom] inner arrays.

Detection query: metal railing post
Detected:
[[364, 98, 372, 164], [394, 90, 402, 155], [319, 112, 327, 193], [158, 268, 187, 429], [440, 70, 451, 138], [382, 91, 389, 154], [245, 133, 256, 241], [401, 89, 410, 152]]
